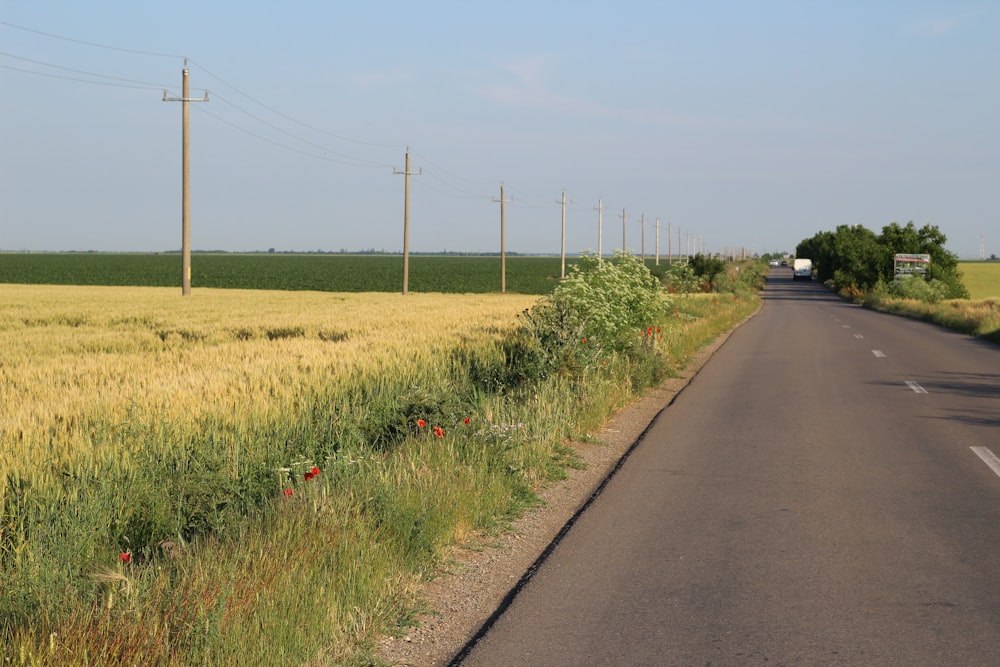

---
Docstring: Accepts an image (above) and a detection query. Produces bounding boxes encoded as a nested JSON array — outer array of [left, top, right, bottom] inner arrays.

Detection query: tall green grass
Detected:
[[865, 297, 1000, 344]]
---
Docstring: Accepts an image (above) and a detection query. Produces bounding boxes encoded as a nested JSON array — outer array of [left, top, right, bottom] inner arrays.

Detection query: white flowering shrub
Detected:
[[552, 251, 667, 349], [494, 251, 668, 383]]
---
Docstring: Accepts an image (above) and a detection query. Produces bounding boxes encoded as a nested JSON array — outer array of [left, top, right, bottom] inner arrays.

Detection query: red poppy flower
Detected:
[[310, 467, 320, 476], [283, 488, 294, 497], [433, 426, 444, 438], [417, 419, 427, 428], [582, 338, 588, 344], [119, 552, 131, 563], [304, 471, 314, 481], [463, 417, 471, 425]]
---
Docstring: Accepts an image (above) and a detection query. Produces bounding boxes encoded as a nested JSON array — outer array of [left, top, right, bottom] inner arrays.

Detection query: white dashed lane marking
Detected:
[[971, 447, 1000, 480], [905, 381, 928, 394]]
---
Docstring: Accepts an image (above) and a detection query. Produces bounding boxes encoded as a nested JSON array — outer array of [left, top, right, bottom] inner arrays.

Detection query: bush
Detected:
[[511, 251, 669, 380], [661, 263, 700, 293], [891, 276, 950, 303], [688, 254, 727, 290]]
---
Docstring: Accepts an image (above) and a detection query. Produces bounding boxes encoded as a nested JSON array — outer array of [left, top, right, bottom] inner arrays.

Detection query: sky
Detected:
[[1, 1, 997, 258]]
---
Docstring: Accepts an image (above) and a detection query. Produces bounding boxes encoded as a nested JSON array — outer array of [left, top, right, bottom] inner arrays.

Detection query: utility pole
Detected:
[[594, 197, 604, 261], [639, 213, 646, 263], [557, 190, 569, 279], [493, 183, 512, 293], [655, 218, 660, 265], [394, 148, 422, 295], [621, 207, 627, 255], [162, 62, 208, 296], [668, 221, 672, 264]]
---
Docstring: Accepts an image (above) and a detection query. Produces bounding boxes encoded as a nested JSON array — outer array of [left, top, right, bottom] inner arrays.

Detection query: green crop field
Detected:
[[0, 253, 568, 294], [959, 261, 1000, 299], [0, 253, 681, 294]]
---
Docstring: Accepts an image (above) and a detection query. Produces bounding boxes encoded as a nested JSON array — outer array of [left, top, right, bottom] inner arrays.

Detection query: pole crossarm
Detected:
[[162, 92, 209, 103]]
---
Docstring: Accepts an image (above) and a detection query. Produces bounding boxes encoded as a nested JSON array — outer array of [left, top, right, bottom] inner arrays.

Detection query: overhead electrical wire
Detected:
[[188, 59, 402, 151], [410, 150, 495, 187], [0, 62, 166, 90], [0, 51, 173, 89], [210, 91, 393, 168], [1, 19, 514, 205], [419, 168, 492, 200], [0, 20, 183, 59], [192, 105, 389, 169]]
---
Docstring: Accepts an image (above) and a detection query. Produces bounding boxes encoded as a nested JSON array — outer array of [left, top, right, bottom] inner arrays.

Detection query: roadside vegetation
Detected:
[[2, 254, 763, 665], [795, 222, 999, 344]]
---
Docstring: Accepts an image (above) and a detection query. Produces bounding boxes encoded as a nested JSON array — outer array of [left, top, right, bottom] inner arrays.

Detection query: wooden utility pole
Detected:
[[668, 221, 672, 264], [639, 213, 646, 263], [655, 218, 660, 265], [394, 148, 422, 295], [163, 63, 208, 296], [493, 183, 512, 293], [594, 197, 604, 261], [557, 190, 568, 279], [621, 207, 627, 255]]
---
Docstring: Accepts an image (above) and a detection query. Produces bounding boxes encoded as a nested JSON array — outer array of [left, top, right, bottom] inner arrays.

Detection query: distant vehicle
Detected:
[[793, 258, 813, 281], [769, 260, 779, 267], [781, 260, 788, 266]]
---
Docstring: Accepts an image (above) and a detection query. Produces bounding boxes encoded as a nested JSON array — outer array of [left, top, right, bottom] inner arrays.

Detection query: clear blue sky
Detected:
[[1, 1, 997, 257]]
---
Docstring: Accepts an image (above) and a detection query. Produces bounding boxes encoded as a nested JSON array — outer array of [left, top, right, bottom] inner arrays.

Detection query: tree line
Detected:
[[796, 221, 968, 300]]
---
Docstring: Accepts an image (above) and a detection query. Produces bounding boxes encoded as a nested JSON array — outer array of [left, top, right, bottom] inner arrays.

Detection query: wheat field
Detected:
[[1, 284, 539, 481]]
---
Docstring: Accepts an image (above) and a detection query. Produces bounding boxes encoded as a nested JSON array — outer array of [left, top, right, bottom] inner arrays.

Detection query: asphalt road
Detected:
[[456, 269, 1000, 666]]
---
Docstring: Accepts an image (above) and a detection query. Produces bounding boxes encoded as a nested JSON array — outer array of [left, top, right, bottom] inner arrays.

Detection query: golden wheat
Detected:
[[0, 285, 538, 479]]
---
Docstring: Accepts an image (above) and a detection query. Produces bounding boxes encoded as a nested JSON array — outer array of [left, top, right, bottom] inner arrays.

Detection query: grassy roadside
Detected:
[[3, 280, 761, 665], [863, 295, 1000, 345]]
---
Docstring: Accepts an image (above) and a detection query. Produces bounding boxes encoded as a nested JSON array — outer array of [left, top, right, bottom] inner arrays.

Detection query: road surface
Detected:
[[456, 269, 1000, 666]]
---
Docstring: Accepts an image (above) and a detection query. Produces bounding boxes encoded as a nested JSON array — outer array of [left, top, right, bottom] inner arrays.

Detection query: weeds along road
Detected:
[[455, 269, 1000, 667]]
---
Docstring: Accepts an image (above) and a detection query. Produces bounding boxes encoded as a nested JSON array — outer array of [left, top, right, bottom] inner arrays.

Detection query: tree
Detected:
[[796, 221, 967, 300], [878, 222, 968, 299]]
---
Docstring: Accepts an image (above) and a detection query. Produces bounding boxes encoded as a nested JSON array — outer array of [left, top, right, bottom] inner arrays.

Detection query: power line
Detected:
[[0, 63, 164, 90], [188, 59, 402, 150], [0, 50, 172, 89], [2, 20, 400, 155], [419, 169, 492, 200], [192, 105, 387, 168], [2, 19, 572, 241], [410, 150, 494, 186], [211, 92, 392, 167], [415, 178, 490, 201], [0, 20, 183, 59]]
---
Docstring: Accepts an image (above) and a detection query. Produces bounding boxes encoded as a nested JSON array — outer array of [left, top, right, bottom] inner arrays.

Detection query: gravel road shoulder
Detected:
[[377, 316, 753, 667]]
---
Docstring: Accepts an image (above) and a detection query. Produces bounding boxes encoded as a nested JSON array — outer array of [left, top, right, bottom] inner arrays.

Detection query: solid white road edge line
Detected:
[[971, 447, 1000, 480]]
